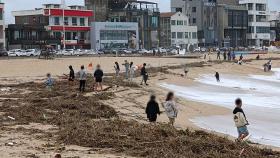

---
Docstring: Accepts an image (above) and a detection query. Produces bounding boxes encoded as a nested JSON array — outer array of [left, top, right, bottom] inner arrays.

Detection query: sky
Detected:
[[2, 0, 279, 24]]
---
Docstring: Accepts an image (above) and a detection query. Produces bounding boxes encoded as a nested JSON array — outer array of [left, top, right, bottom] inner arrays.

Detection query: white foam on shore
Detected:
[[159, 69, 280, 147], [250, 68, 280, 83]]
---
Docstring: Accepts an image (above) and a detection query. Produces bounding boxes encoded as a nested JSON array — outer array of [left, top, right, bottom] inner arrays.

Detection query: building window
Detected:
[[256, 4, 266, 11], [54, 32, 62, 39], [248, 3, 253, 10], [192, 32, 197, 39], [248, 15, 254, 22], [192, 18, 196, 24], [192, 7, 196, 13], [256, 27, 270, 33], [184, 20, 188, 25], [80, 18, 85, 26], [171, 20, 176, 25], [177, 20, 183, 25], [151, 16, 158, 28], [248, 26, 255, 33], [54, 17, 60, 25], [175, 8, 182, 12], [72, 17, 77, 26], [172, 32, 176, 39], [177, 32, 183, 39], [64, 17, 69, 25], [80, 32, 85, 40], [73, 32, 78, 40], [256, 15, 267, 22], [185, 32, 189, 38], [65, 32, 71, 40]]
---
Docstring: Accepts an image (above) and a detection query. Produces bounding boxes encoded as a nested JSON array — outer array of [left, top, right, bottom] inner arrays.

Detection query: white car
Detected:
[[26, 49, 40, 56], [73, 49, 85, 56], [8, 49, 27, 56], [58, 49, 75, 56], [159, 47, 167, 53], [138, 49, 152, 54]]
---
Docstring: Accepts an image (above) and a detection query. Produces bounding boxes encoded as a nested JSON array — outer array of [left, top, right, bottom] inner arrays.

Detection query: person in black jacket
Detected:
[[215, 72, 220, 82], [140, 63, 148, 85], [145, 95, 160, 122], [68, 65, 75, 81], [94, 64, 104, 91]]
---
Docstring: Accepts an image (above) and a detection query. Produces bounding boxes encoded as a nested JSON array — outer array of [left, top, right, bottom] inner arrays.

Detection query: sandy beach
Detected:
[[0, 53, 280, 157]]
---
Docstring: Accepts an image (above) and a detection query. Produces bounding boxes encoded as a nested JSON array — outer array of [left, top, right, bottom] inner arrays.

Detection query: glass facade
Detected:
[[100, 30, 128, 40]]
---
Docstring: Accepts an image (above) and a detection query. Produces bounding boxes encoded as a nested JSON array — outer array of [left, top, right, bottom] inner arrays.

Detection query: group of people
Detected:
[[45, 60, 150, 92], [145, 92, 178, 126], [146, 93, 250, 141]]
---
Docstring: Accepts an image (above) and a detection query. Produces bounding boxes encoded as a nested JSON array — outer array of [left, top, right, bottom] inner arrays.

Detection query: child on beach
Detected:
[[163, 92, 178, 126], [94, 64, 104, 91], [68, 65, 75, 81], [123, 60, 130, 79], [183, 65, 189, 78], [140, 63, 148, 86], [129, 62, 135, 81], [114, 62, 120, 77], [145, 95, 160, 123], [77, 65, 87, 92], [45, 73, 54, 90], [233, 98, 249, 141], [215, 72, 220, 82]]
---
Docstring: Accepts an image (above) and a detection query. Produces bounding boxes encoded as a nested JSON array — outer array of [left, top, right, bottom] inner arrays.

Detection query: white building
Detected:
[[91, 22, 139, 50], [239, 0, 271, 46], [0, 2, 5, 50], [170, 12, 198, 50]]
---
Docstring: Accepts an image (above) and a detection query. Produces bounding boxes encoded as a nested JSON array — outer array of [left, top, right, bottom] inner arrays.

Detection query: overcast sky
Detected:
[[3, 0, 279, 24]]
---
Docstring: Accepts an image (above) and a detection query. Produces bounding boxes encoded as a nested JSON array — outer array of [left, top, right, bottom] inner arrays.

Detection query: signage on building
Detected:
[[104, 24, 134, 29], [204, 2, 216, 7]]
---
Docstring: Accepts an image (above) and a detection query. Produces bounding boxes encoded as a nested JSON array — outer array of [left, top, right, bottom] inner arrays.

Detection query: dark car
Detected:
[[0, 50, 8, 56]]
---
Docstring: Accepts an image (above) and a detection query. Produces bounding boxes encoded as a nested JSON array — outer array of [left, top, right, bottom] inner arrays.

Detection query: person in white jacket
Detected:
[[233, 98, 249, 141], [163, 92, 178, 126]]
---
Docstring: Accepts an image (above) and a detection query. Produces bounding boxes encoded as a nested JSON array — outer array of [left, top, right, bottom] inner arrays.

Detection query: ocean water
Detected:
[[159, 69, 280, 147]]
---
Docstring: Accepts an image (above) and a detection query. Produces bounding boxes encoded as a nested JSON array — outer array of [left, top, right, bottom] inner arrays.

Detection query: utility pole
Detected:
[[61, 0, 66, 49]]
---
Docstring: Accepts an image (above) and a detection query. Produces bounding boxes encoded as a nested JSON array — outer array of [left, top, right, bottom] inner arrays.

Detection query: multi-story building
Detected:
[[7, 4, 93, 49], [171, 0, 248, 47], [239, 0, 270, 46], [160, 12, 198, 50], [160, 12, 174, 47], [217, 4, 248, 47], [0, 2, 5, 50], [269, 11, 280, 43], [85, 0, 160, 49]]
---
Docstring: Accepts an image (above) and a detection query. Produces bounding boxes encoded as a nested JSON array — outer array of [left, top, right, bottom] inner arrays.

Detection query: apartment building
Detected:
[[7, 4, 93, 49], [0, 2, 5, 50], [239, 0, 270, 46], [160, 12, 198, 50], [85, 0, 160, 49], [171, 0, 248, 47]]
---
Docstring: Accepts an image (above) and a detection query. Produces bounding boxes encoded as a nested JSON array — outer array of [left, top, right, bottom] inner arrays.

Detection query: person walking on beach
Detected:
[[163, 92, 178, 126], [268, 60, 272, 71], [183, 65, 189, 78], [146, 95, 160, 123], [217, 50, 221, 60], [227, 51, 231, 61], [233, 98, 249, 141], [68, 65, 75, 81], [129, 62, 135, 81], [77, 65, 87, 92], [94, 64, 104, 91], [239, 54, 243, 61], [45, 73, 54, 90], [223, 51, 227, 60], [215, 72, 220, 82], [123, 60, 130, 79], [114, 62, 120, 77], [140, 63, 148, 86]]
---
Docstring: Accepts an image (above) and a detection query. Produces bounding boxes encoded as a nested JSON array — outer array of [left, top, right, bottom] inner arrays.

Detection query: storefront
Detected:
[[91, 22, 139, 50]]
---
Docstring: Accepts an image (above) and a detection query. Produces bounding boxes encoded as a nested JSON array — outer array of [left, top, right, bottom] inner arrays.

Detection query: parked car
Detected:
[[26, 49, 41, 56], [0, 50, 8, 56], [8, 49, 26, 56], [158, 47, 167, 53], [61, 49, 75, 56], [138, 49, 152, 54]]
